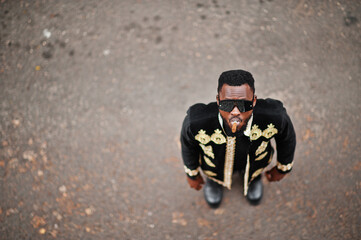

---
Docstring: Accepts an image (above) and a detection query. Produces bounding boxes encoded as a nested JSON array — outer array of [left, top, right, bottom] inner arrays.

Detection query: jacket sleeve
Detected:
[[274, 109, 296, 173], [180, 113, 201, 179]]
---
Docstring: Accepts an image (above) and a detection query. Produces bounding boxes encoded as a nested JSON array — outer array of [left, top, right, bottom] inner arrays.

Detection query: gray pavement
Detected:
[[0, 0, 360, 239]]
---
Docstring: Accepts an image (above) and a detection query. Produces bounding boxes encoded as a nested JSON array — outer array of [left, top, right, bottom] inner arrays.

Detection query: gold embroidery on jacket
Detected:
[[195, 129, 211, 145], [208, 176, 224, 186], [263, 123, 278, 139], [204, 156, 216, 167], [244, 154, 250, 196], [211, 129, 226, 144], [184, 166, 199, 176], [224, 136, 236, 189], [199, 144, 215, 159], [255, 141, 269, 156], [250, 125, 262, 141], [255, 151, 268, 161], [204, 170, 217, 177], [251, 168, 264, 181], [277, 162, 293, 171]]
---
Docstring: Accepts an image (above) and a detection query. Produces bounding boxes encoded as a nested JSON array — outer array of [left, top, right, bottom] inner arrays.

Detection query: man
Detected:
[[180, 70, 296, 208]]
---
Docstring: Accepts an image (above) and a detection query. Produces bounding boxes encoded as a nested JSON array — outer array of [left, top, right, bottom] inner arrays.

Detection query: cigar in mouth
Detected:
[[232, 122, 237, 133]]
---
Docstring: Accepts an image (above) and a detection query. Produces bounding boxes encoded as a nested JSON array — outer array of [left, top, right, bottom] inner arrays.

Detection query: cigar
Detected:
[[232, 122, 237, 133]]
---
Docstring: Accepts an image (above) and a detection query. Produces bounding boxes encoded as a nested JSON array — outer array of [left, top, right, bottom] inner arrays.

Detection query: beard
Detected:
[[222, 115, 251, 134]]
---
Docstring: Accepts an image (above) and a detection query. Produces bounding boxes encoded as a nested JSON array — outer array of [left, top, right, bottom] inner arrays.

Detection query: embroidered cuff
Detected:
[[276, 162, 293, 173], [184, 166, 200, 179]]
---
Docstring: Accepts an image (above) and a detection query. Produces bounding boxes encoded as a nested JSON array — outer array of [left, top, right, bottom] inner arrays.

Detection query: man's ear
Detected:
[[216, 95, 219, 105], [253, 95, 257, 107]]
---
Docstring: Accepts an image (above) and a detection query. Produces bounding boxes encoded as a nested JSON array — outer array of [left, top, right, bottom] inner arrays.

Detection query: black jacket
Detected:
[[180, 98, 296, 195]]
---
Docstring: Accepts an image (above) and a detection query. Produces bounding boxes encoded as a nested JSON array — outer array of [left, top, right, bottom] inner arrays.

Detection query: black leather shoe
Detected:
[[203, 178, 223, 208], [246, 176, 263, 205]]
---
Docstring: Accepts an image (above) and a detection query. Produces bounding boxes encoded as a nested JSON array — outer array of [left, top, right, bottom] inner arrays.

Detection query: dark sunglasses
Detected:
[[218, 99, 254, 112]]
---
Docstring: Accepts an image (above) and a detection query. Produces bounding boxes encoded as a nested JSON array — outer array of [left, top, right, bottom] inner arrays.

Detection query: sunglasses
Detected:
[[218, 99, 254, 112]]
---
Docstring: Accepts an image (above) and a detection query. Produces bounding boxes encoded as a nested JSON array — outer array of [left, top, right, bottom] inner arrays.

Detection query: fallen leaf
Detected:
[[49, 13, 59, 18], [39, 228, 46, 234], [52, 211, 63, 221], [6, 208, 18, 216], [35, 66, 41, 71], [0, 161, 5, 167], [306, 201, 317, 219], [12, 119, 20, 127], [197, 218, 211, 228], [82, 184, 92, 191], [50, 230, 57, 237], [172, 212, 187, 226], [18, 166, 27, 173], [305, 115, 313, 122], [56, 195, 80, 215], [345, 191, 355, 197], [42, 155, 48, 163], [343, 136, 349, 150], [164, 156, 178, 163], [23, 151, 36, 161], [85, 227, 91, 232], [39, 149, 46, 156], [8, 158, 18, 169], [302, 129, 314, 141], [31, 215, 46, 228], [59, 185, 67, 193], [6, 148, 13, 157], [353, 162, 361, 171], [164, 156, 179, 167], [214, 209, 224, 215], [85, 207, 94, 215]]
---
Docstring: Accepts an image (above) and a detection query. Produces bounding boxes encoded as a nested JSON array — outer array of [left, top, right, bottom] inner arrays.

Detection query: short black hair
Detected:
[[217, 70, 255, 93]]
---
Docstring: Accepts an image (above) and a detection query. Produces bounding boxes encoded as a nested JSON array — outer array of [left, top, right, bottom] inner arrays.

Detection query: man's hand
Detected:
[[265, 166, 286, 182], [187, 174, 205, 191]]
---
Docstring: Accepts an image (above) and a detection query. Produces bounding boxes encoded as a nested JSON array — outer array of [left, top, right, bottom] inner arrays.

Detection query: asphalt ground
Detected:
[[0, 0, 360, 239]]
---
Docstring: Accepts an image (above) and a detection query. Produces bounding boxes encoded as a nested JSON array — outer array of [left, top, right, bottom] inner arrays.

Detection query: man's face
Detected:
[[217, 84, 256, 133]]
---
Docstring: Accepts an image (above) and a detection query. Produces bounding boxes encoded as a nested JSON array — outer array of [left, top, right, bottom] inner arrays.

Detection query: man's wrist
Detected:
[[275, 167, 289, 174], [187, 173, 200, 180]]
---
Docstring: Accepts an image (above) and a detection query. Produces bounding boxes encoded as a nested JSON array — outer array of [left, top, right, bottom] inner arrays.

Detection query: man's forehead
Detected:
[[219, 84, 253, 100]]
